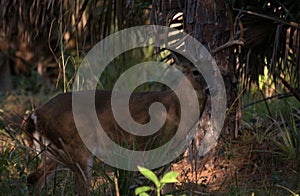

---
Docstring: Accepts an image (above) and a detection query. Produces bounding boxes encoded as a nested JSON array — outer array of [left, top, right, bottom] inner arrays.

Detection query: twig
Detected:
[[233, 8, 300, 29], [244, 93, 294, 108], [211, 39, 245, 54]]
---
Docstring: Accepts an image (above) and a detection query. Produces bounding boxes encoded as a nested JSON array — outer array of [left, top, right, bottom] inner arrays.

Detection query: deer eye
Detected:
[[192, 70, 200, 76]]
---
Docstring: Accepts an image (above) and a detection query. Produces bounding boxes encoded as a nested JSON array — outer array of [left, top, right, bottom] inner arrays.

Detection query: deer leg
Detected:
[[27, 156, 58, 193], [73, 156, 92, 196], [74, 167, 90, 196]]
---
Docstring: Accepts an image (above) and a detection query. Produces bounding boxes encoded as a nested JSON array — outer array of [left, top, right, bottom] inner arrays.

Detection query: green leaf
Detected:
[[135, 186, 155, 195], [139, 193, 150, 196], [160, 171, 179, 184], [137, 166, 160, 187]]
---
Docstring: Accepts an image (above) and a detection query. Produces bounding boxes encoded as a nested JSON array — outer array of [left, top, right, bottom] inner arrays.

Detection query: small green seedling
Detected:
[[135, 166, 179, 196]]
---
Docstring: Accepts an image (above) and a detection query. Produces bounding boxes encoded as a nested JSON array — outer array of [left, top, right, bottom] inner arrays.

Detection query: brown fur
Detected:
[[23, 64, 208, 195]]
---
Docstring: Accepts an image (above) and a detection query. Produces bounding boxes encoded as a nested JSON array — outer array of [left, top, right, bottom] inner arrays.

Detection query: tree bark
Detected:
[[0, 35, 13, 92], [184, 0, 239, 137]]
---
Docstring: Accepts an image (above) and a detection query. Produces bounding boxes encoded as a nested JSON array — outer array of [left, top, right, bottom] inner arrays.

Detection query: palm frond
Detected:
[[232, 1, 300, 100], [0, 0, 151, 48]]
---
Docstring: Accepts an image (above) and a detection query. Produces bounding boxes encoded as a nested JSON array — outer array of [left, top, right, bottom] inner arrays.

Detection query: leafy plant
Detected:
[[135, 166, 180, 196], [273, 108, 300, 160]]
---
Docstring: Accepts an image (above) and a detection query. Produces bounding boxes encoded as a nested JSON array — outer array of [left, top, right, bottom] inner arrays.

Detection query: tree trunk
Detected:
[[184, 0, 239, 138], [0, 61, 13, 92], [0, 35, 13, 92]]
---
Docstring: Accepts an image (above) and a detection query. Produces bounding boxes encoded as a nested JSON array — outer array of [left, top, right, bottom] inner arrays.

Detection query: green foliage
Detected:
[[98, 47, 157, 90], [135, 166, 180, 196], [273, 107, 300, 161], [243, 86, 300, 126]]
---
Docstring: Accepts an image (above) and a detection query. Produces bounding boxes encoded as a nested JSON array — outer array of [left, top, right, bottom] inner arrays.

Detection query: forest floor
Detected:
[[173, 133, 300, 195]]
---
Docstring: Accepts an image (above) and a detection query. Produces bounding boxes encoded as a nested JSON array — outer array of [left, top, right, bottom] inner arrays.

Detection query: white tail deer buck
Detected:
[[22, 57, 209, 195]]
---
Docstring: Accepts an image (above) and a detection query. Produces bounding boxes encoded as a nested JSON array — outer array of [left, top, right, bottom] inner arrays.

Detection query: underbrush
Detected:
[[0, 92, 300, 195]]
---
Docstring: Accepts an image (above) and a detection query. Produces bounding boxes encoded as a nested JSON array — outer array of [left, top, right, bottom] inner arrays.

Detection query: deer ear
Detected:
[[171, 52, 193, 67], [172, 53, 180, 64]]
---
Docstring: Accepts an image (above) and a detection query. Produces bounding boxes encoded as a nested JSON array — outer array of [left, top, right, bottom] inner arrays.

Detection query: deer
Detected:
[[22, 56, 209, 195]]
